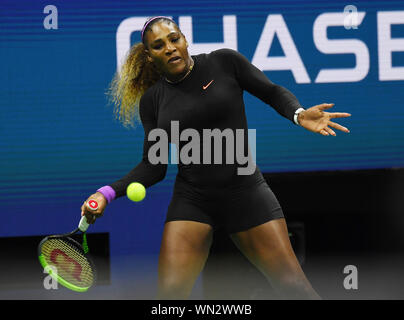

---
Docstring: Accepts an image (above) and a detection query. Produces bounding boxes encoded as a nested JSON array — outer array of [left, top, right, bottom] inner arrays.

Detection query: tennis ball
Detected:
[[127, 182, 146, 202]]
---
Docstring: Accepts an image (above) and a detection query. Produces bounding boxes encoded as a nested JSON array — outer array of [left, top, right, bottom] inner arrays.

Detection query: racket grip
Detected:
[[78, 216, 90, 232]]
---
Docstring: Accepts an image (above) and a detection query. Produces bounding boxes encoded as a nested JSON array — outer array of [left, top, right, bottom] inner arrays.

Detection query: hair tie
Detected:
[[141, 16, 175, 43]]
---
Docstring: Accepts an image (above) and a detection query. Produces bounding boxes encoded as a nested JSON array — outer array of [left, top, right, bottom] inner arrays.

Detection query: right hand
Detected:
[[81, 192, 108, 224]]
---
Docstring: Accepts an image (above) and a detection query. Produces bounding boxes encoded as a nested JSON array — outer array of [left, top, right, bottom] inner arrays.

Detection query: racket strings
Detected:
[[40, 238, 94, 288]]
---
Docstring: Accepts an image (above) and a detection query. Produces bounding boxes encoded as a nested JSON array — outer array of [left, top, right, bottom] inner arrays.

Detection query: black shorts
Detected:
[[165, 174, 284, 234]]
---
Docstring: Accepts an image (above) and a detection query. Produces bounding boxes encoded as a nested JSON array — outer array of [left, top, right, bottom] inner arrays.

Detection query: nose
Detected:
[[165, 42, 176, 55]]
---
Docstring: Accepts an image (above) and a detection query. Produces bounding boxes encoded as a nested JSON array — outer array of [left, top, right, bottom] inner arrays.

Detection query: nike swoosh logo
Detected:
[[203, 80, 214, 90]]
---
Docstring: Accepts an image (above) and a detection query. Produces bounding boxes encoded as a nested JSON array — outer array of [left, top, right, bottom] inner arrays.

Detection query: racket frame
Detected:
[[38, 228, 97, 292]]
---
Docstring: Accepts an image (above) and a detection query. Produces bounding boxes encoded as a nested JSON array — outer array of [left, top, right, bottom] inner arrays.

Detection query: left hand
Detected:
[[298, 103, 351, 136]]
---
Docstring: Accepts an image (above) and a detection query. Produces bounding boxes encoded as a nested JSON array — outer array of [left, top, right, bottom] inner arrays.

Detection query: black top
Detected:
[[109, 49, 303, 198]]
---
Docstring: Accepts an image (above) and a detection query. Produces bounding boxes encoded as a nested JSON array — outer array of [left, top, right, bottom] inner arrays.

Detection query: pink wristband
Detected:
[[97, 186, 116, 204]]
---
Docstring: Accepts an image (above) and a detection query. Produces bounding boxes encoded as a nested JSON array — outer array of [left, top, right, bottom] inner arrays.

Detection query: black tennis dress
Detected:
[[109, 49, 303, 233]]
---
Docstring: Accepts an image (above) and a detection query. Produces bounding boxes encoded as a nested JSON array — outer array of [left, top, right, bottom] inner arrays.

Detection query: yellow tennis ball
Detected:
[[127, 182, 146, 202]]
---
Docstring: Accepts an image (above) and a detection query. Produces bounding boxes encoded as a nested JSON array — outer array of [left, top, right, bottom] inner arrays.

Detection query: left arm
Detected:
[[215, 49, 351, 135], [220, 49, 302, 122]]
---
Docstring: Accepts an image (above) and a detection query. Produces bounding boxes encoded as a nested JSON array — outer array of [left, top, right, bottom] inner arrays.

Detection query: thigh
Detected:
[[158, 220, 213, 287], [229, 218, 305, 283], [165, 193, 215, 228], [224, 182, 284, 234]]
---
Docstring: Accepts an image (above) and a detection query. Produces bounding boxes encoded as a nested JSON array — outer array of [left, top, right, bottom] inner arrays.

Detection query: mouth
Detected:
[[168, 56, 182, 64]]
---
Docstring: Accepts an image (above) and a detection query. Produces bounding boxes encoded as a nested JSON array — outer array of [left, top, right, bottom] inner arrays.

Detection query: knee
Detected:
[[157, 276, 192, 300]]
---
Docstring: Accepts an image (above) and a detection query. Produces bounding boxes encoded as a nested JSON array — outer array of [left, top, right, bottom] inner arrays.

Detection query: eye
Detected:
[[153, 44, 162, 50], [171, 37, 179, 43]]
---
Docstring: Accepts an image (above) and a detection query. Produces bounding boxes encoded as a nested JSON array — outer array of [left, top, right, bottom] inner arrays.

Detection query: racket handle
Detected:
[[78, 216, 90, 232]]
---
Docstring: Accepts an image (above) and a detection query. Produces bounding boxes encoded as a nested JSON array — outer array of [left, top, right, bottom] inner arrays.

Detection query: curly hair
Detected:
[[107, 42, 161, 129], [107, 17, 177, 129]]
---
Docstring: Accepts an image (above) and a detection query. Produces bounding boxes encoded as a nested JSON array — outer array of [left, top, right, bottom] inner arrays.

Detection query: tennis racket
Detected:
[[38, 202, 98, 292]]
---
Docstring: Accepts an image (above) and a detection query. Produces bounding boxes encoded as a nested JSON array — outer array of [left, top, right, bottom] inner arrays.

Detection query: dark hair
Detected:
[[141, 16, 177, 46]]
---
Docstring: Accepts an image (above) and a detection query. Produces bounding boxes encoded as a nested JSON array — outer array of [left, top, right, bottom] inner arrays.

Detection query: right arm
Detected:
[[82, 89, 167, 222], [109, 89, 168, 198]]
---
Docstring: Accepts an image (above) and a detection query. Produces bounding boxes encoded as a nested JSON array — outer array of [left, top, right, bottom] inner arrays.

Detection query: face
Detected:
[[144, 20, 192, 81]]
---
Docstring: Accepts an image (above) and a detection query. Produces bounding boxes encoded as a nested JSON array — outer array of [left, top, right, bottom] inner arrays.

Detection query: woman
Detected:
[[81, 16, 350, 299]]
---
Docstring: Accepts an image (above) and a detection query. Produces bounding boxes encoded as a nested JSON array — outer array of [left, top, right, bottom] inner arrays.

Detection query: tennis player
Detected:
[[81, 16, 351, 299]]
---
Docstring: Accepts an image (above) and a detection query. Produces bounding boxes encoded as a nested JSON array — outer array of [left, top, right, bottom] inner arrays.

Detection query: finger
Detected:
[[328, 121, 350, 133], [319, 129, 329, 136], [323, 126, 336, 136], [328, 112, 351, 119], [317, 103, 334, 111]]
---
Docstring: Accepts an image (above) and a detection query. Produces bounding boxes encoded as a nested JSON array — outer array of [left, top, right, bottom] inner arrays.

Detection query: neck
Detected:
[[165, 57, 194, 84]]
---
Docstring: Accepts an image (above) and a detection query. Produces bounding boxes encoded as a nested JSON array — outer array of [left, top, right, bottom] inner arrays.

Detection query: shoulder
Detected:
[[140, 81, 161, 103], [139, 81, 162, 120], [208, 48, 247, 62], [140, 79, 166, 106], [207, 49, 251, 73]]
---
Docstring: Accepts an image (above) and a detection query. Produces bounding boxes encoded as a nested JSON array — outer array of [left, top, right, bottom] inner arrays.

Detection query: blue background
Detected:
[[1, 0, 403, 261]]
